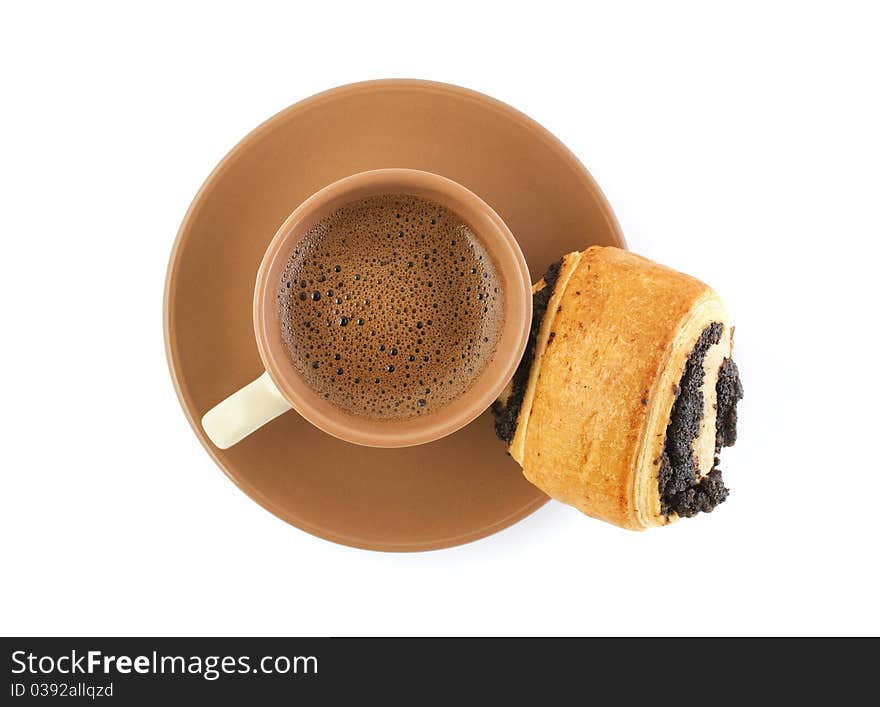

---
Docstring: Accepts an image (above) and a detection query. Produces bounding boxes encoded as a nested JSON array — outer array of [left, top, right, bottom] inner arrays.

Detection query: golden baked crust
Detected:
[[509, 246, 732, 530], [507, 251, 582, 465]]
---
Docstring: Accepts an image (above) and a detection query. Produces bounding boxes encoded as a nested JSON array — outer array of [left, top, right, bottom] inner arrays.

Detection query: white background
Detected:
[[2, 1, 878, 637]]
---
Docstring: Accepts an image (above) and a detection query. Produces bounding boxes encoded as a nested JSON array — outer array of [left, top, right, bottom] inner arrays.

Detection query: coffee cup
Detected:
[[202, 168, 531, 448]]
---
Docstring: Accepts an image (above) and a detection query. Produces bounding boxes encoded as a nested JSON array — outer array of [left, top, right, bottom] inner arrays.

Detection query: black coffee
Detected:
[[278, 193, 505, 420]]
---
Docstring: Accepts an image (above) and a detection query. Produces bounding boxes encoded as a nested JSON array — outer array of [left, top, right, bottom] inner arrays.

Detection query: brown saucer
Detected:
[[163, 80, 624, 551]]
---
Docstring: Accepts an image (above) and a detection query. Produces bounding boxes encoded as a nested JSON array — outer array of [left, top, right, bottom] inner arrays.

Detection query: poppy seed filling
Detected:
[[491, 258, 563, 443], [658, 323, 744, 517]]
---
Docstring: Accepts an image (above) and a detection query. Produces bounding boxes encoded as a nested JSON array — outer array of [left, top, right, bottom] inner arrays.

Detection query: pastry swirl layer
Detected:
[[491, 246, 743, 530]]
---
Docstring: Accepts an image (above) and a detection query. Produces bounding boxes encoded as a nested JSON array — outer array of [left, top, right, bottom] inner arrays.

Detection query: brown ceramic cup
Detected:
[[202, 168, 531, 449]]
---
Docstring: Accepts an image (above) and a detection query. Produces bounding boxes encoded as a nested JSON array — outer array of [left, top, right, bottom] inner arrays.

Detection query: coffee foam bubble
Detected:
[[277, 193, 505, 420]]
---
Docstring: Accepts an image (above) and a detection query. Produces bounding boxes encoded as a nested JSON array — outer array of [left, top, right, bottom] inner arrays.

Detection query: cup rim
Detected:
[[253, 168, 532, 447]]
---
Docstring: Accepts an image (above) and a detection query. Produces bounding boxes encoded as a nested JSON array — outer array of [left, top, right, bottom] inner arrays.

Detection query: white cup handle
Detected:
[[201, 371, 292, 449]]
